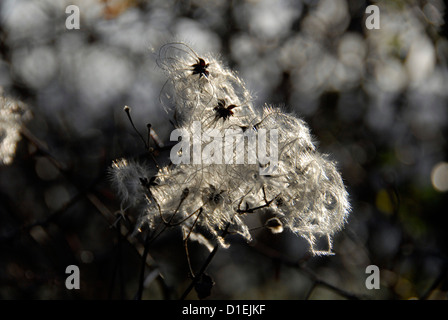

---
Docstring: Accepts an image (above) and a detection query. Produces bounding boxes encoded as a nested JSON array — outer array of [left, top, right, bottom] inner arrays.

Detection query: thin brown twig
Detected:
[[135, 233, 152, 300]]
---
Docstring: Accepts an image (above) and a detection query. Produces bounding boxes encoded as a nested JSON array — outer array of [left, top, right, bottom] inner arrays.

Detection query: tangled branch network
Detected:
[[111, 43, 350, 256]]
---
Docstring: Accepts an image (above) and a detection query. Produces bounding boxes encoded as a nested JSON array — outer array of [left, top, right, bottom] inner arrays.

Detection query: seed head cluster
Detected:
[[111, 43, 350, 255]]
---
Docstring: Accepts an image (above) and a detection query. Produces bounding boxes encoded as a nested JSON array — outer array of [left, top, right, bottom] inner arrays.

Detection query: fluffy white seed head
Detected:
[[109, 158, 153, 211], [113, 42, 350, 255]]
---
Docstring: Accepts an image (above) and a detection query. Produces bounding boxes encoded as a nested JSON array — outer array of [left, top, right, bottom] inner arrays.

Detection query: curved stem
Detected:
[[179, 222, 230, 300]]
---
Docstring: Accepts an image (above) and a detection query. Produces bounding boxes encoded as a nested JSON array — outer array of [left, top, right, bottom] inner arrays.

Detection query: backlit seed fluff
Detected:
[[112, 43, 350, 255], [109, 158, 152, 210]]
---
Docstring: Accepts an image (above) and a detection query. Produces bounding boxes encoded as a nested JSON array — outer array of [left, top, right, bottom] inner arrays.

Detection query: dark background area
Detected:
[[0, 0, 447, 299]]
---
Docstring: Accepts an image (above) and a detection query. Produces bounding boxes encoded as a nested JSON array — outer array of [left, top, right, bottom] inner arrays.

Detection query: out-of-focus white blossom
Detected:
[[0, 89, 31, 165]]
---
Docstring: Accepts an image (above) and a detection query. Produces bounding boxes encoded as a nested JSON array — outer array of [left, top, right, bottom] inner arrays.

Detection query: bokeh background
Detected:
[[0, 0, 447, 300]]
